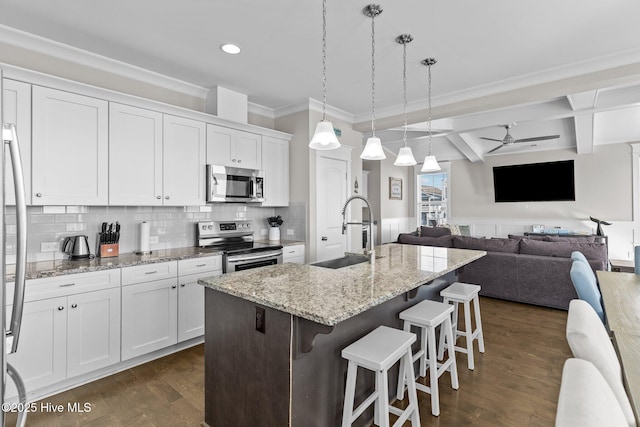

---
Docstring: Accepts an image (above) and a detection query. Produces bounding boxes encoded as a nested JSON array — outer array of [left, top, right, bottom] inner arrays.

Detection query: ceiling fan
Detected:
[[481, 124, 559, 153]]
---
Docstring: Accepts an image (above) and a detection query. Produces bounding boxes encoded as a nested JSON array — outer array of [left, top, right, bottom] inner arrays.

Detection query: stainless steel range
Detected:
[[197, 220, 283, 273]]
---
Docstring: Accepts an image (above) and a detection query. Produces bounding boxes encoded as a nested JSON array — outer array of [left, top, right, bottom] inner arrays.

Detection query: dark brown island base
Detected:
[[198, 244, 486, 427]]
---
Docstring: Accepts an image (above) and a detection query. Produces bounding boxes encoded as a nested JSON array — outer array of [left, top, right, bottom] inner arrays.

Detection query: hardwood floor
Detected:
[[7, 297, 571, 426]]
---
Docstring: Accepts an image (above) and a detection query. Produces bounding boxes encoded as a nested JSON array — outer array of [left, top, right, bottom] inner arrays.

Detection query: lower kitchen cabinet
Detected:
[[6, 269, 121, 397], [283, 243, 305, 264], [177, 257, 222, 342], [121, 277, 178, 361]]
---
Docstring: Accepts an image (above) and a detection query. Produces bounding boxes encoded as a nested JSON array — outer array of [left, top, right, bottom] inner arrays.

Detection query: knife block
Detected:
[[99, 243, 119, 258]]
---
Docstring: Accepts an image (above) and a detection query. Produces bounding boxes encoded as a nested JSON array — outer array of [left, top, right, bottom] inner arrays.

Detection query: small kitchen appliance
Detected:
[[206, 165, 264, 203], [197, 220, 282, 273], [62, 234, 91, 259]]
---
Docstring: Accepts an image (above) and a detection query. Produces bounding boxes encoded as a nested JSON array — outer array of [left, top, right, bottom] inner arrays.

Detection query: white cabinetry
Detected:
[[206, 124, 262, 170], [121, 262, 178, 360], [3, 79, 31, 205], [177, 256, 222, 342], [6, 269, 120, 397], [261, 136, 289, 207], [361, 170, 370, 199], [109, 107, 206, 206], [109, 103, 163, 205], [31, 86, 108, 205], [283, 244, 305, 264], [163, 115, 206, 206]]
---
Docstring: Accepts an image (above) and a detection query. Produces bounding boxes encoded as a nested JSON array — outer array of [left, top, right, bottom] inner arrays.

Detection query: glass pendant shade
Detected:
[[360, 136, 386, 160], [421, 155, 441, 172], [394, 146, 417, 166], [309, 121, 340, 150]]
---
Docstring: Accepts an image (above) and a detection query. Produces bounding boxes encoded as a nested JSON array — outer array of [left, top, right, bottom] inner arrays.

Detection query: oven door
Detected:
[[224, 250, 283, 273]]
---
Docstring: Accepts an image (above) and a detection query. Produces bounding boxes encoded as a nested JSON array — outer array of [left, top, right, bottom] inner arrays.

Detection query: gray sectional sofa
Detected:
[[397, 228, 608, 310]]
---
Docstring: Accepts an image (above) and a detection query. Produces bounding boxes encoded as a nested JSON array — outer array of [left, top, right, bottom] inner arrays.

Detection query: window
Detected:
[[417, 171, 448, 226]]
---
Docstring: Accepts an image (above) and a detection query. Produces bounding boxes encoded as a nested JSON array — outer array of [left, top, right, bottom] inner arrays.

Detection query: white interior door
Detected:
[[316, 155, 348, 262]]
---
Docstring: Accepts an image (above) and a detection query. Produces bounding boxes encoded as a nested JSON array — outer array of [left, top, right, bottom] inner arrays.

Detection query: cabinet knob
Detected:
[[36, 193, 42, 197], [237, 159, 242, 163], [57, 306, 64, 311], [171, 285, 177, 289], [165, 196, 170, 200], [71, 303, 78, 309], [321, 236, 328, 241], [157, 195, 162, 199], [180, 283, 186, 287], [232, 159, 237, 162]]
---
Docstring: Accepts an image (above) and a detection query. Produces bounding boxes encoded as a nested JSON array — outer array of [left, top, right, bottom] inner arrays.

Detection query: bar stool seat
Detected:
[[438, 282, 485, 370], [397, 299, 459, 417], [341, 325, 420, 427]]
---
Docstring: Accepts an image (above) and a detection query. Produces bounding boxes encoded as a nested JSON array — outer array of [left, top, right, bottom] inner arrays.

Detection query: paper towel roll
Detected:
[[140, 221, 150, 254], [634, 246, 640, 274]]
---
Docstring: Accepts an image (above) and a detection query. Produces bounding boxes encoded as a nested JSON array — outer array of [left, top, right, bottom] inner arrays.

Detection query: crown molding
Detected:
[[247, 102, 275, 119], [273, 98, 355, 123], [0, 24, 209, 99]]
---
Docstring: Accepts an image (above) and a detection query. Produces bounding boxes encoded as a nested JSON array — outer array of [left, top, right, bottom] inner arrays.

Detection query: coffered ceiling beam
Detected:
[[446, 133, 484, 163], [567, 90, 598, 154]]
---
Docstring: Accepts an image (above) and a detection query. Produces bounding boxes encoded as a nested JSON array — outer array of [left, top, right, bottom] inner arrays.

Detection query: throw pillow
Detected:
[[453, 235, 519, 253], [508, 234, 546, 241], [398, 234, 453, 247], [420, 226, 452, 238], [439, 224, 462, 235], [543, 235, 596, 243]]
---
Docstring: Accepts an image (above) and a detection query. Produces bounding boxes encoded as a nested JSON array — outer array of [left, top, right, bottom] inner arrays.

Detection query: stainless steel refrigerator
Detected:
[[1, 70, 29, 426]]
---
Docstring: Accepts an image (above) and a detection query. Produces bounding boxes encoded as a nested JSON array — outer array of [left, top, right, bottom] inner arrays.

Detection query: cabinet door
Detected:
[[235, 130, 262, 169], [109, 103, 163, 205], [163, 115, 206, 206], [3, 79, 31, 205], [206, 124, 234, 167], [178, 270, 220, 342], [283, 244, 305, 265], [121, 278, 178, 360], [32, 86, 108, 205], [6, 297, 67, 397], [261, 136, 289, 207], [67, 287, 121, 377]]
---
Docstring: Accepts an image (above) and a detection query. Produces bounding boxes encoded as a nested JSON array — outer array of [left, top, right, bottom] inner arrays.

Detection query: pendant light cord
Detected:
[[402, 41, 408, 147], [370, 8, 377, 137], [321, 0, 328, 122], [427, 61, 432, 155]]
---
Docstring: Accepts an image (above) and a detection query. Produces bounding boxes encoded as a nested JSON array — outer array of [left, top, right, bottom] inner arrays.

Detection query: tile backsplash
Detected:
[[5, 203, 306, 264]]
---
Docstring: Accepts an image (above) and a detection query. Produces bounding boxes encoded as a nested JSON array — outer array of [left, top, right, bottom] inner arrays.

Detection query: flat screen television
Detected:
[[493, 160, 575, 202]]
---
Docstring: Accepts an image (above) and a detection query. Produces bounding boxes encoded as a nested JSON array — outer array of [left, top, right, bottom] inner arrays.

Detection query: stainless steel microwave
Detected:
[[206, 164, 264, 203]]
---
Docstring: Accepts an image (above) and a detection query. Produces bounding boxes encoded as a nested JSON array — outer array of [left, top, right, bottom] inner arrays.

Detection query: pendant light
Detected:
[[309, 0, 340, 150], [420, 58, 441, 172], [393, 34, 417, 166], [360, 4, 385, 160]]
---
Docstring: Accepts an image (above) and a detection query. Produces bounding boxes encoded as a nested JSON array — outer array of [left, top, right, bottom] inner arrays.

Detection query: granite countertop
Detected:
[[7, 247, 224, 282], [198, 243, 486, 326]]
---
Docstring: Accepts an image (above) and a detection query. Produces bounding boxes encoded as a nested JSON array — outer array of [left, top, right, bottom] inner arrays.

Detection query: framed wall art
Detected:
[[389, 177, 402, 200]]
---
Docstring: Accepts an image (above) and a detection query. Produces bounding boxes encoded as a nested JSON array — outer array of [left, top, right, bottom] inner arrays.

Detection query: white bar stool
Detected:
[[341, 325, 420, 427], [396, 299, 459, 417], [438, 282, 485, 370]]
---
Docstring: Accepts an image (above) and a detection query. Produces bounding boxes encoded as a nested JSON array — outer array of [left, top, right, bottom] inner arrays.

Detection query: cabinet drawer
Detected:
[[283, 245, 304, 258], [121, 261, 177, 286], [8, 269, 120, 303], [178, 256, 222, 276]]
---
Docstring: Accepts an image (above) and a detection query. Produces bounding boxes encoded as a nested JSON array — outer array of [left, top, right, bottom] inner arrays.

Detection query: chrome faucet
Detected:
[[341, 195, 375, 259]]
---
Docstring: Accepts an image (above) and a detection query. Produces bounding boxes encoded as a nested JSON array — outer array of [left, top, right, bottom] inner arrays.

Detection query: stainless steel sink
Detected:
[[311, 254, 370, 269]]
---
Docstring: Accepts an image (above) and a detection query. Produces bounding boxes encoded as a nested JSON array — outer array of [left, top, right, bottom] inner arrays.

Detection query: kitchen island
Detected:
[[198, 243, 485, 427]]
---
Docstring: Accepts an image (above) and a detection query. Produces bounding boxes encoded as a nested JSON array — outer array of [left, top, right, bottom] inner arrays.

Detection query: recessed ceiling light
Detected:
[[220, 44, 241, 55]]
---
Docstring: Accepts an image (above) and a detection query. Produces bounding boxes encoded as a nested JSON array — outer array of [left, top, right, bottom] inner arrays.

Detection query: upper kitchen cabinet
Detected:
[[206, 124, 262, 170], [261, 136, 289, 207], [109, 103, 163, 206], [3, 79, 31, 205], [32, 86, 108, 205], [163, 115, 206, 206]]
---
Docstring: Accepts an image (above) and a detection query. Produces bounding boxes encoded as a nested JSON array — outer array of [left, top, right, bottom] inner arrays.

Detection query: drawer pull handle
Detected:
[[145, 271, 157, 275], [71, 303, 78, 309], [59, 283, 76, 287], [196, 263, 206, 267]]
